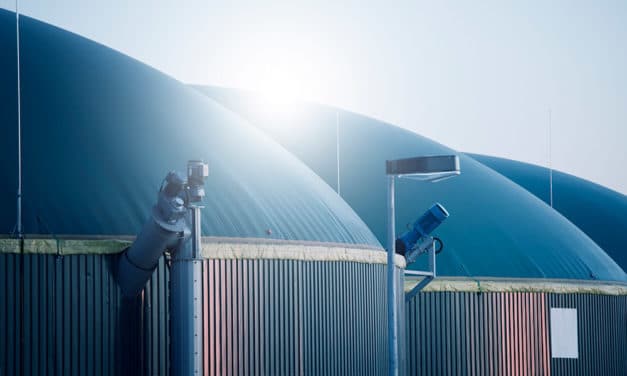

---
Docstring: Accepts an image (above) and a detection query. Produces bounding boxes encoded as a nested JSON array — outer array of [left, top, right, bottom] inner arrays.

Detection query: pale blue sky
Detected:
[[3, 0, 626, 193]]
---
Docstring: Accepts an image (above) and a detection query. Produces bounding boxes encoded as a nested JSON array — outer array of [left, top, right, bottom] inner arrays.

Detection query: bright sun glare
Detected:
[[236, 44, 329, 107]]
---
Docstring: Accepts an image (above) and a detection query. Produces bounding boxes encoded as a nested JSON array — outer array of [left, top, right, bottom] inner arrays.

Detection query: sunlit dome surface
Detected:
[[468, 153, 627, 271], [195, 86, 627, 282], [0, 9, 379, 247], [1, 8, 623, 281]]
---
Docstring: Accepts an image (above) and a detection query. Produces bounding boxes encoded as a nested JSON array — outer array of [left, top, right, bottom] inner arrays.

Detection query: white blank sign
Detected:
[[550, 308, 578, 358]]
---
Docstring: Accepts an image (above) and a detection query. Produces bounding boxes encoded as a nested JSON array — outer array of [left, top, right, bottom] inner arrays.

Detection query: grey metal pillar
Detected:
[[170, 206, 203, 375], [387, 175, 399, 376]]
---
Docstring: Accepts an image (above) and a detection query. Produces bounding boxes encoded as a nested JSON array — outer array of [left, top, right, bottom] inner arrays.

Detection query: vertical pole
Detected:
[[192, 206, 202, 259], [15, 0, 22, 239], [336, 111, 341, 196], [16, 7, 24, 371], [191, 206, 203, 373], [548, 108, 553, 208], [170, 206, 203, 375], [387, 176, 398, 376], [430, 241, 436, 278]]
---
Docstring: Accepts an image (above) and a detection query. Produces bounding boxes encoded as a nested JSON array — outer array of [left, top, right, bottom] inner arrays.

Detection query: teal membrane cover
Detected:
[[195, 85, 626, 282], [468, 153, 627, 271], [0, 9, 379, 248]]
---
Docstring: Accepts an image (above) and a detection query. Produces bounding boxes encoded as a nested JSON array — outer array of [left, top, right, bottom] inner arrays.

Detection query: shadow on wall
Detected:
[[0, 253, 160, 375], [116, 293, 144, 374]]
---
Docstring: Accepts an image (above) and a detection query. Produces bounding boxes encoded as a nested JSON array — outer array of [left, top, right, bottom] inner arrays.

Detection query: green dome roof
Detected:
[[196, 86, 626, 282], [469, 153, 627, 271], [0, 10, 379, 247]]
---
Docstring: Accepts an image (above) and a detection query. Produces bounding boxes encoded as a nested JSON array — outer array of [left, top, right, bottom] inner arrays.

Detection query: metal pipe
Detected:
[[170, 206, 203, 375], [116, 161, 208, 374], [117, 171, 188, 297], [405, 276, 433, 302], [405, 243, 437, 302], [431, 239, 436, 278], [192, 206, 201, 258], [117, 218, 182, 296], [387, 175, 399, 376]]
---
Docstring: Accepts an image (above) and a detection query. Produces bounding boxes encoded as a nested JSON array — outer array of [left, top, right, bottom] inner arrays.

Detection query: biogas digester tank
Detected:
[[0, 10, 396, 375], [196, 85, 627, 376]]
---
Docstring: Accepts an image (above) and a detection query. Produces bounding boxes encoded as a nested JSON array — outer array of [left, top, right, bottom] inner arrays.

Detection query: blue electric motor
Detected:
[[396, 203, 449, 255]]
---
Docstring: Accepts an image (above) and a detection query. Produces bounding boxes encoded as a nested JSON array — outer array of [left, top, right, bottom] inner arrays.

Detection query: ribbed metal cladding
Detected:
[[5, 252, 625, 376], [0, 253, 21, 376], [405, 291, 627, 376], [200, 259, 389, 376], [1, 253, 390, 375], [406, 291, 551, 376], [0, 253, 170, 376], [549, 294, 627, 375], [143, 256, 170, 376]]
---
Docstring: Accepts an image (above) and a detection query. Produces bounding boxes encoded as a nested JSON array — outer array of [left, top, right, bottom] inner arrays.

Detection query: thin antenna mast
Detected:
[[336, 111, 341, 196], [16, 0, 23, 238], [548, 108, 553, 208]]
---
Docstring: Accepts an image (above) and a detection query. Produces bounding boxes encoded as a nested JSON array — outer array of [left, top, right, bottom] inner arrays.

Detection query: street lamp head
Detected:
[[386, 155, 460, 182]]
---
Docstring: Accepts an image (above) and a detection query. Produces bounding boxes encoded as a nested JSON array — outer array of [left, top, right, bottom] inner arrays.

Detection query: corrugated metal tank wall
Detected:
[[199, 259, 389, 376], [1, 253, 392, 375], [548, 294, 627, 375], [143, 258, 171, 375], [406, 291, 627, 375], [0, 253, 169, 376]]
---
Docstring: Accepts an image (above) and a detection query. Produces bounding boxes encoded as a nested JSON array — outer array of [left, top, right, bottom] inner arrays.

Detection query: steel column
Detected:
[[170, 206, 203, 375], [387, 175, 399, 376]]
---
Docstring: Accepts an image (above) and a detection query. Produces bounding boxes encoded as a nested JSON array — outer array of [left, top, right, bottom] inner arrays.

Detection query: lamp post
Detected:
[[386, 155, 460, 376]]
